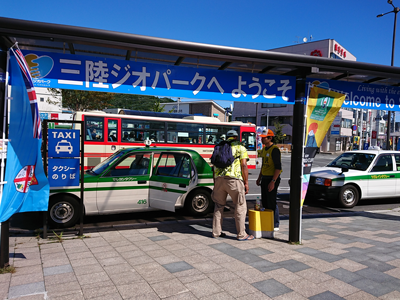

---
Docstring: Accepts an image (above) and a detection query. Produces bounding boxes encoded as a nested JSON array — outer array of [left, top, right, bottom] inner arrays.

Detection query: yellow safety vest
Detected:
[[261, 144, 282, 176]]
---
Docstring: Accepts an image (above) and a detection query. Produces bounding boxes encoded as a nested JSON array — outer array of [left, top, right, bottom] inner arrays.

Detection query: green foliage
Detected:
[[150, 100, 166, 112], [0, 265, 15, 274], [47, 89, 114, 112], [107, 94, 175, 111], [47, 89, 175, 112], [273, 121, 285, 144]]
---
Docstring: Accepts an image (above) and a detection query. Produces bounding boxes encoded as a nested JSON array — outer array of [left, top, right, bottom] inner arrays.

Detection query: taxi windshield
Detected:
[[91, 151, 125, 175], [327, 152, 375, 171]]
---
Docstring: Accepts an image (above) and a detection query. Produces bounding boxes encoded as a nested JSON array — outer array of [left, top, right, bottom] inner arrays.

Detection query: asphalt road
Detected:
[[9, 153, 400, 232]]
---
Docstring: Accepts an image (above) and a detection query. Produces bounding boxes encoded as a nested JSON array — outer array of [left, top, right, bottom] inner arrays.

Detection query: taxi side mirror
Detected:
[[339, 167, 349, 175]]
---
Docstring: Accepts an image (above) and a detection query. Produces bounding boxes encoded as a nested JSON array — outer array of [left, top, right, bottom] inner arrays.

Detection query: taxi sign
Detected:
[[48, 129, 80, 157]]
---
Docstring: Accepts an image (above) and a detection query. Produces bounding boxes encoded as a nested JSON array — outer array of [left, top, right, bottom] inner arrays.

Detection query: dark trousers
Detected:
[[261, 176, 280, 228]]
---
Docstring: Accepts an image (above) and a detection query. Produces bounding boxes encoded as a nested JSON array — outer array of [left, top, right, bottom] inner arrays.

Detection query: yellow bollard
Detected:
[[248, 209, 274, 239]]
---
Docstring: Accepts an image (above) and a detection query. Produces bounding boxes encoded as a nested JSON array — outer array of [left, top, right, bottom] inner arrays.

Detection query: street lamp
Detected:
[[377, 0, 399, 150]]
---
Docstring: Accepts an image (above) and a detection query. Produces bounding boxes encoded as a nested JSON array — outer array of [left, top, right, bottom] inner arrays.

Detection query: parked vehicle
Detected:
[[48, 147, 214, 228], [307, 150, 400, 208]]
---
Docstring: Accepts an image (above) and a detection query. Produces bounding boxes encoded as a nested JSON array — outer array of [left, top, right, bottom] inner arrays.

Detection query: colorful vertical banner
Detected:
[[0, 49, 50, 222], [301, 85, 346, 205]]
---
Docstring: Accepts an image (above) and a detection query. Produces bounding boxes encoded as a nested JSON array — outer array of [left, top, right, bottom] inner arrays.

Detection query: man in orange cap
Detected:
[[256, 128, 282, 231]]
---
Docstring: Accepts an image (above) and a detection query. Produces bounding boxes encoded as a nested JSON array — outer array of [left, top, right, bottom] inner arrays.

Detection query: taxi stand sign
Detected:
[[48, 129, 80, 187], [48, 158, 79, 187]]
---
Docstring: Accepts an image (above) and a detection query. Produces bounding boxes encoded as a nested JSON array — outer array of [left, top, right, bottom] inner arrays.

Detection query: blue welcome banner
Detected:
[[307, 78, 400, 112], [22, 50, 296, 104]]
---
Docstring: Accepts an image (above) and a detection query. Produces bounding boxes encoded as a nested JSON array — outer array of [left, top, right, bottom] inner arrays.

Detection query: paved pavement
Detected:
[[2, 209, 400, 299]]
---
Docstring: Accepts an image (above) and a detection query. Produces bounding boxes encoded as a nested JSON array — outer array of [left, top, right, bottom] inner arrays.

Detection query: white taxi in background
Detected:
[[307, 150, 400, 208]]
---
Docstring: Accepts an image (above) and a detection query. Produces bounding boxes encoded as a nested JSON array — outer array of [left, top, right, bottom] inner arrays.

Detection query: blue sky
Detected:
[[2, 0, 399, 109]]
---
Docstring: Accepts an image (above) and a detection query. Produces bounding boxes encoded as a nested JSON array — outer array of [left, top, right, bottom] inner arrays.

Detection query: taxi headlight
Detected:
[[315, 178, 332, 187]]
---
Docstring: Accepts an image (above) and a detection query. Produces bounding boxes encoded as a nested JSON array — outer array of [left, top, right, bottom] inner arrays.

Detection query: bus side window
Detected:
[[85, 116, 104, 142]]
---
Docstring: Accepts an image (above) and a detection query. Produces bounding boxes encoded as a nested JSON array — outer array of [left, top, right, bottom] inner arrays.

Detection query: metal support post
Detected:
[[289, 77, 306, 244]]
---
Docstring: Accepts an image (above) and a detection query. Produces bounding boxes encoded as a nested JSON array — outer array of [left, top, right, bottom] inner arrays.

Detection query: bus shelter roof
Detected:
[[1, 17, 400, 88]]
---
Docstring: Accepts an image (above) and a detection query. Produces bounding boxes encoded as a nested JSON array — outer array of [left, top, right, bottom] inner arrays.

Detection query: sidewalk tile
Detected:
[[81, 283, 119, 299], [151, 278, 188, 298], [116, 281, 156, 299], [361, 259, 396, 272], [108, 270, 145, 285], [103, 263, 133, 275], [320, 278, 360, 297], [92, 250, 120, 260], [350, 278, 394, 297], [163, 261, 193, 273], [44, 272, 77, 285], [277, 259, 311, 272], [98, 256, 126, 267], [344, 290, 378, 300], [270, 291, 307, 300], [72, 263, 104, 276], [43, 264, 73, 276], [309, 291, 347, 300], [90, 292, 122, 300], [44, 280, 82, 298], [252, 278, 292, 298], [285, 278, 327, 298], [296, 268, 333, 284], [326, 268, 364, 284], [207, 270, 239, 284], [10, 293, 47, 300], [379, 291, 400, 300], [264, 268, 301, 284], [219, 278, 259, 298], [8, 281, 45, 299], [76, 271, 110, 286], [355, 268, 395, 283], [184, 278, 223, 298], [333, 258, 368, 272]]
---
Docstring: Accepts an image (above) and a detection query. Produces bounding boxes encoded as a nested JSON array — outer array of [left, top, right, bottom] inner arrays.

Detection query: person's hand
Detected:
[[244, 183, 249, 195], [256, 178, 261, 186], [268, 181, 275, 192]]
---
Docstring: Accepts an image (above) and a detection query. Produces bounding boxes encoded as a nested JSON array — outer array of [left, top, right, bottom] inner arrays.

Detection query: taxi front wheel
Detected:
[[48, 195, 81, 228], [185, 189, 214, 216], [338, 185, 359, 208]]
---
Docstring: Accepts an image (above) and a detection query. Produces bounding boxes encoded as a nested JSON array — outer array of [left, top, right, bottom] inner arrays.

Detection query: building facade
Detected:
[[161, 100, 227, 122], [231, 39, 382, 152]]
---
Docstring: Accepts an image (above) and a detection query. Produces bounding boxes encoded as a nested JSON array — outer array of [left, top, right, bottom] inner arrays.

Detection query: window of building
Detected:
[[261, 103, 287, 108], [341, 119, 352, 129], [40, 97, 44, 102]]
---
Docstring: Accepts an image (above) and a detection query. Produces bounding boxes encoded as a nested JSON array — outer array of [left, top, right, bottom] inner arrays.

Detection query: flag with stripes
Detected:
[[11, 48, 42, 139], [0, 47, 49, 222]]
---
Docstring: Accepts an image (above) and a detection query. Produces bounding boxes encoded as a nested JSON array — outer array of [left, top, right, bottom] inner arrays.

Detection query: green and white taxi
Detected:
[[48, 147, 214, 228], [307, 150, 400, 208]]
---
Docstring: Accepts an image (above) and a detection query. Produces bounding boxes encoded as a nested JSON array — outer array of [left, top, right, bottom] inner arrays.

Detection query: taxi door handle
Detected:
[[390, 175, 395, 178], [138, 181, 147, 184], [179, 184, 186, 188]]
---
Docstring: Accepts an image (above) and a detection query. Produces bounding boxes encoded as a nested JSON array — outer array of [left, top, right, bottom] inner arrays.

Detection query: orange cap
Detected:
[[260, 129, 274, 137]]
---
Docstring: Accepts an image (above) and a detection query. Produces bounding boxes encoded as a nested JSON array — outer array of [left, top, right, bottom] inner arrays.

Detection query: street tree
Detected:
[[273, 121, 285, 144]]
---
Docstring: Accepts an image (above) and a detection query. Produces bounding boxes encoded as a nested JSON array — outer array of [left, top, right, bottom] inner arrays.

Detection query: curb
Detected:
[[8, 210, 374, 236]]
